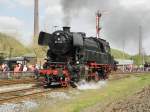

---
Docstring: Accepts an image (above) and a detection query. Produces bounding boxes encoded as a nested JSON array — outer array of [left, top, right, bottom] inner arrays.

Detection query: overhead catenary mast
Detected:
[[139, 25, 142, 56], [139, 25, 145, 66], [96, 10, 102, 38], [34, 0, 39, 37]]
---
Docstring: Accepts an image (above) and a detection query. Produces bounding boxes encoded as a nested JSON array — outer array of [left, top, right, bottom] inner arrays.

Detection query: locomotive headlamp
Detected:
[[56, 33, 60, 35], [58, 38, 61, 41], [76, 61, 79, 64]]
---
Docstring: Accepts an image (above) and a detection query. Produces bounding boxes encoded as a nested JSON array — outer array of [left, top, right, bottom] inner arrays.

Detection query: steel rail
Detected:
[[0, 86, 52, 103]]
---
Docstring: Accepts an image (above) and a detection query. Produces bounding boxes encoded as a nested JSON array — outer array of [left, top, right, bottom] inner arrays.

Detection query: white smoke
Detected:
[[76, 80, 107, 90], [48, 92, 71, 99], [60, 0, 150, 54]]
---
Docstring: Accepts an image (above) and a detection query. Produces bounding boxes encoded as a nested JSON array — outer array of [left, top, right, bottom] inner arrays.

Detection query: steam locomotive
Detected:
[[38, 27, 115, 87]]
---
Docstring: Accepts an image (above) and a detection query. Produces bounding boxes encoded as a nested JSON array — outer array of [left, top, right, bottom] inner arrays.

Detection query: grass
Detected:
[[0, 32, 47, 59], [132, 55, 150, 65], [1, 32, 150, 63], [32, 73, 150, 112], [0, 32, 32, 57], [111, 49, 131, 59], [111, 48, 150, 65]]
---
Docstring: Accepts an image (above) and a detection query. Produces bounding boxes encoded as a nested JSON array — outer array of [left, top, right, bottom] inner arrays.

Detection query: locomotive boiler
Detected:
[[38, 27, 115, 87]]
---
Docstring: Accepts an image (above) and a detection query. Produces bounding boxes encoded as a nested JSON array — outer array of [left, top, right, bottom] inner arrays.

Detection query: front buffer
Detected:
[[39, 68, 70, 87]]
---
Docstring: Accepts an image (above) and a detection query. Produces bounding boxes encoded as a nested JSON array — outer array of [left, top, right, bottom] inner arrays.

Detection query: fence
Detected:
[[0, 71, 35, 79]]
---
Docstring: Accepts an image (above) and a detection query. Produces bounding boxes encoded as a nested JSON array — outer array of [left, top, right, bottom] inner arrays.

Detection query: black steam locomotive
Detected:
[[38, 27, 115, 87]]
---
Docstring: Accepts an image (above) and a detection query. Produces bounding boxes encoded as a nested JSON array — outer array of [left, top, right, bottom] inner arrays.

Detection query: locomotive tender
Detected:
[[38, 27, 115, 87]]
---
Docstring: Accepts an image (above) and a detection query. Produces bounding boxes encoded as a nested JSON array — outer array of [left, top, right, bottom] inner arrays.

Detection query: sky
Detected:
[[0, 0, 150, 55]]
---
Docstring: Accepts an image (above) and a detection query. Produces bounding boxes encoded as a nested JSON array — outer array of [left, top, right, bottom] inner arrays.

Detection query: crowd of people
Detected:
[[0, 63, 40, 79], [118, 63, 150, 72], [1, 62, 150, 79]]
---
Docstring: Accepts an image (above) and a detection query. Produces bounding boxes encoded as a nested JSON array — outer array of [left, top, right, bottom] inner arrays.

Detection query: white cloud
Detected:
[[0, 16, 33, 45], [45, 5, 62, 15], [0, 0, 15, 8], [14, 0, 34, 7], [41, 0, 63, 32], [0, 16, 24, 37], [44, 0, 61, 8], [0, 0, 34, 8], [0, 0, 10, 4], [120, 0, 150, 9]]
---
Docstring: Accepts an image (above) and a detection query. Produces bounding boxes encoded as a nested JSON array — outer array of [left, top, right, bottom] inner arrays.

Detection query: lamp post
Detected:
[[9, 48, 13, 59], [122, 39, 125, 72]]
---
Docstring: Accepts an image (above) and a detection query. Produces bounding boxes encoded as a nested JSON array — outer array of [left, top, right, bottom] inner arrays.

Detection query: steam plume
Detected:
[[60, 0, 150, 54]]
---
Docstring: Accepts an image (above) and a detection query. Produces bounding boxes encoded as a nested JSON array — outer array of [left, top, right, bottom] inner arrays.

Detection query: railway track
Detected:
[[0, 71, 149, 104], [0, 78, 46, 87], [109, 71, 150, 81], [0, 86, 52, 104], [0, 78, 43, 87], [112, 71, 150, 74], [0, 80, 67, 104]]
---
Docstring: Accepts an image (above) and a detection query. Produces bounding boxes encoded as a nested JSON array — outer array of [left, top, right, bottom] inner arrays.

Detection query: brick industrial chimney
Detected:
[[34, 0, 39, 37], [139, 25, 142, 56]]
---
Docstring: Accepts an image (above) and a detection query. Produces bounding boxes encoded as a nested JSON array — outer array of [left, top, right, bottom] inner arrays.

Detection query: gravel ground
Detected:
[[0, 100, 38, 112], [0, 89, 76, 112], [83, 85, 150, 112], [106, 86, 150, 112]]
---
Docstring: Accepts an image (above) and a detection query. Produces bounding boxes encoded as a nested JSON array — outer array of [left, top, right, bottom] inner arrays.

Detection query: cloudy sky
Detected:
[[0, 0, 150, 55]]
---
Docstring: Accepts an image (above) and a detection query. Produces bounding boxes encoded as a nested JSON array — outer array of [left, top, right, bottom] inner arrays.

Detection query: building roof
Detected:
[[115, 59, 134, 65], [4, 57, 27, 61]]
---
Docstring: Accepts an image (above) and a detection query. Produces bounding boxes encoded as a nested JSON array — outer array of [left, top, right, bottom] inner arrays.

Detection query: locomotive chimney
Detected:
[[63, 26, 70, 32]]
